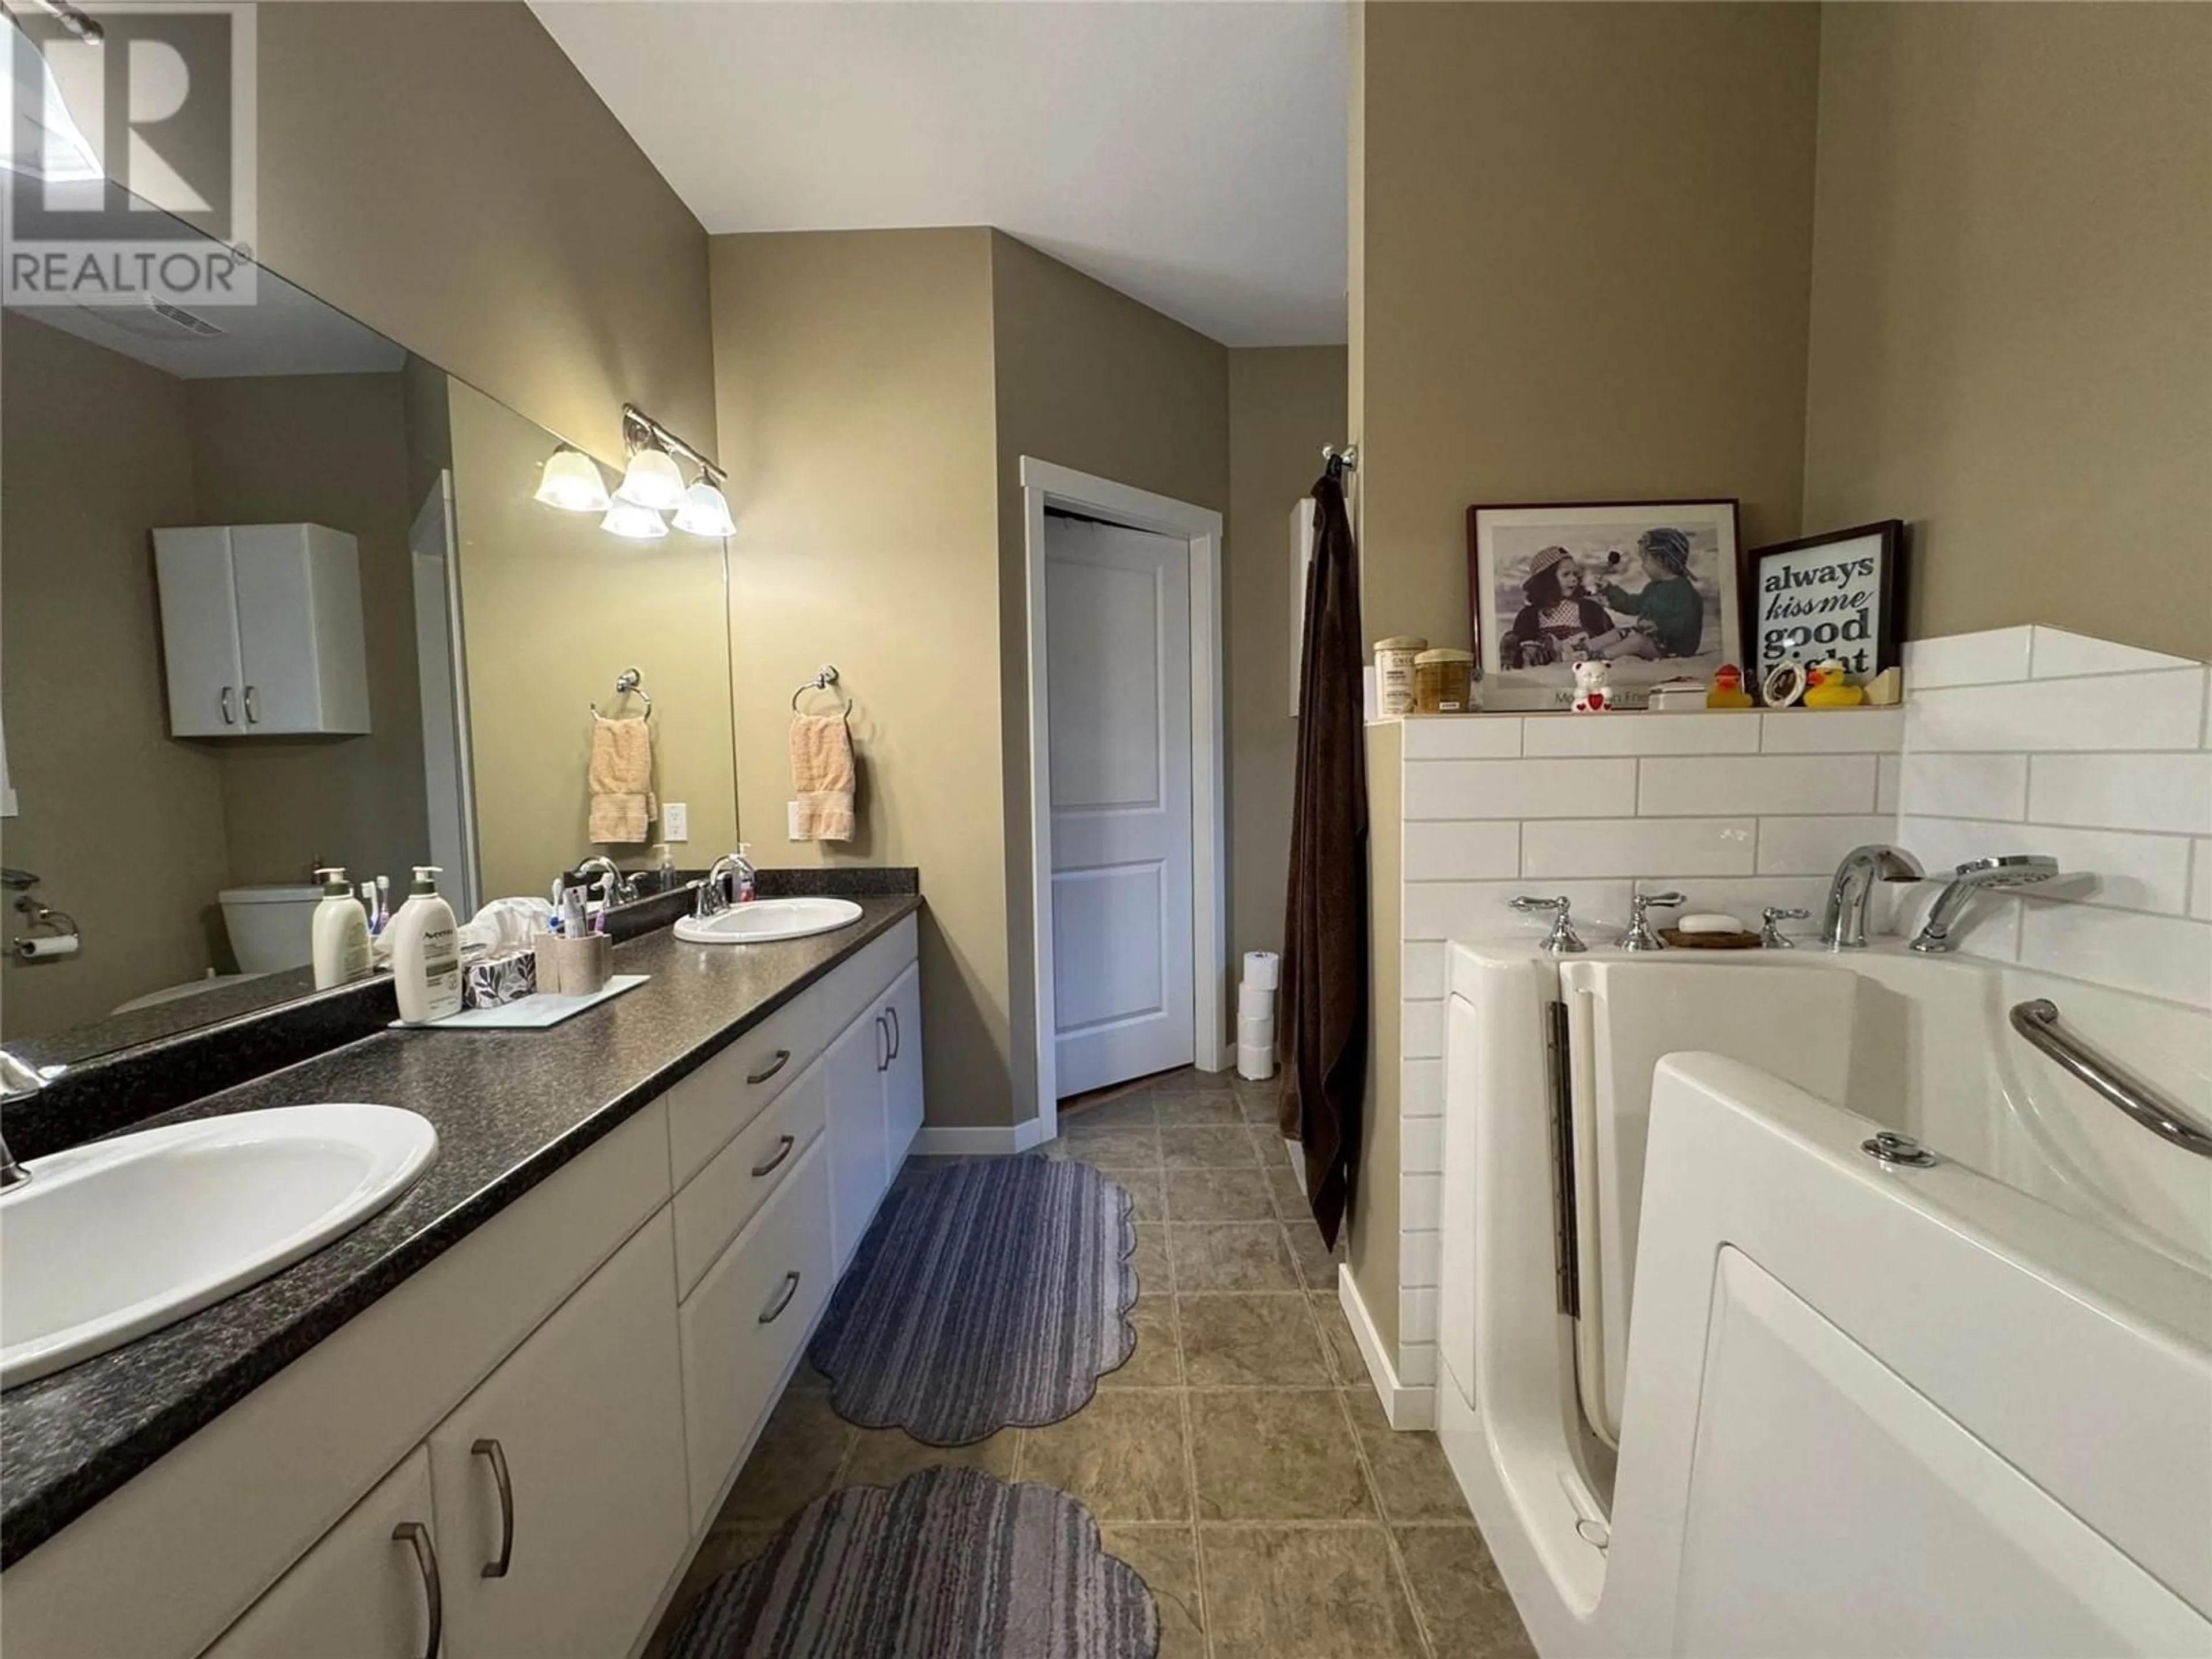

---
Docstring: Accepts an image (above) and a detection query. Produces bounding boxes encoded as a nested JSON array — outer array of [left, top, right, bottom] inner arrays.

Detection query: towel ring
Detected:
[[592, 666, 652, 719], [791, 665, 850, 715]]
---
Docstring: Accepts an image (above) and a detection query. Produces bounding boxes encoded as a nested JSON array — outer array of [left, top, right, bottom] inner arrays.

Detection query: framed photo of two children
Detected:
[[1467, 501, 1741, 710]]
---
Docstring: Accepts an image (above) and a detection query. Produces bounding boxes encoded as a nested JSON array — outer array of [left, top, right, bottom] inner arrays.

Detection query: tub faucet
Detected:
[[1908, 855, 2059, 953], [1509, 895, 1585, 954], [1820, 844, 1922, 949], [1617, 891, 1685, 952]]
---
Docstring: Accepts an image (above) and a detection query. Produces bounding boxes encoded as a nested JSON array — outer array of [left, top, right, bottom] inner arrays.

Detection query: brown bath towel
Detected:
[[790, 713, 855, 842], [1279, 469, 1368, 1249], [588, 714, 655, 843]]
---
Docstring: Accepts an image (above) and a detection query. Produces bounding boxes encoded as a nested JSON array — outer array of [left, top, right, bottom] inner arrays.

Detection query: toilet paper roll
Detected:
[[1236, 1040, 1277, 1081], [1238, 1014, 1275, 1048], [1242, 950, 1279, 992], [16, 933, 79, 960], [1237, 984, 1275, 1020]]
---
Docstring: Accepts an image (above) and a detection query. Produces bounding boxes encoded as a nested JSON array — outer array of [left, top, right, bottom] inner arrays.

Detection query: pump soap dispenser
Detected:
[[310, 866, 373, 989], [389, 865, 462, 1024]]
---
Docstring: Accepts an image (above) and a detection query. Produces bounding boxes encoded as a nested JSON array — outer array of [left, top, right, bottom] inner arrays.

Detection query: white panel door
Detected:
[[882, 961, 924, 1164], [1044, 513, 1193, 1096], [151, 526, 245, 736], [824, 1005, 889, 1271], [230, 524, 323, 732]]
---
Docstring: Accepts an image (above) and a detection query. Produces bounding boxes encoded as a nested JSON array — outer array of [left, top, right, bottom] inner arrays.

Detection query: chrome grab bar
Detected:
[[2008, 999, 2212, 1161]]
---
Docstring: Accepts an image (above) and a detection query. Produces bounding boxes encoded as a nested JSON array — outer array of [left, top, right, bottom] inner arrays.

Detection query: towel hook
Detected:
[[791, 665, 850, 715], [592, 666, 652, 719]]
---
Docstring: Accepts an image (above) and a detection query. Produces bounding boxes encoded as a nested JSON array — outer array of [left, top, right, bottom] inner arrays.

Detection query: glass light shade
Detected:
[[600, 501, 669, 541], [1, 20, 105, 184], [532, 447, 610, 512], [671, 480, 736, 538], [613, 446, 688, 512]]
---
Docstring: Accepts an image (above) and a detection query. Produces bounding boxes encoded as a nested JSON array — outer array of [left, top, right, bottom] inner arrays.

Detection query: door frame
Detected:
[[1021, 457, 1226, 1143]]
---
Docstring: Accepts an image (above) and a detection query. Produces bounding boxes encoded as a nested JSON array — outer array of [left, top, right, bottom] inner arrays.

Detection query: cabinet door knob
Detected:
[[243, 684, 260, 724], [887, 1005, 902, 1061], [749, 1134, 796, 1179], [759, 1270, 801, 1324], [471, 1437, 514, 1579], [746, 1049, 791, 1086], [219, 686, 236, 725], [875, 1013, 890, 1073], [392, 1520, 444, 1659]]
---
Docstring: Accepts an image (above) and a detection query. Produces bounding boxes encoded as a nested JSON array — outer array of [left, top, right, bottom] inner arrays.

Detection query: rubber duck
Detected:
[[1707, 663, 1755, 710], [1804, 657, 1866, 709]]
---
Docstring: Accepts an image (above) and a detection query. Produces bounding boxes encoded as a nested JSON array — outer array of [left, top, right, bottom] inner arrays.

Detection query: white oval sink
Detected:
[[0, 1104, 437, 1389], [674, 897, 863, 945]]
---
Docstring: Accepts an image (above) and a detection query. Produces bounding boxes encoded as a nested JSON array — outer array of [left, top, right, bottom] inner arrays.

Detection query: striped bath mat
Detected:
[[808, 1156, 1137, 1443], [668, 1465, 1158, 1659]]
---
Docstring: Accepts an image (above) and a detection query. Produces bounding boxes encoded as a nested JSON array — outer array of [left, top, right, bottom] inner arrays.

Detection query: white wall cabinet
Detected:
[[199, 1450, 440, 1659], [153, 523, 372, 736], [428, 1210, 690, 1659], [5, 916, 923, 1659]]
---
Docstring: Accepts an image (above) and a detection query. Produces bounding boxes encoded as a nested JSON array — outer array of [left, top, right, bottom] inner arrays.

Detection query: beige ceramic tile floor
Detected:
[[649, 1069, 1535, 1659]]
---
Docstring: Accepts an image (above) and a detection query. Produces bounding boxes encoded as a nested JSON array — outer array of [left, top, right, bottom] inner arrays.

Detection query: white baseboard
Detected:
[[1337, 1264, 1437, 1430], [909, 1118, 1047, 1157]]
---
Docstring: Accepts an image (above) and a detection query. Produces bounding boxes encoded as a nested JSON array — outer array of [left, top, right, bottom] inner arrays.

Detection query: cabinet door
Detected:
[[427, 1210, 690, 1659], [152, 527, 244, 736], [230, 525, 325, 733], [201, 1448, 441, 1659], [824, 1003, 890, 1272], [883, 961, 924, 1167]]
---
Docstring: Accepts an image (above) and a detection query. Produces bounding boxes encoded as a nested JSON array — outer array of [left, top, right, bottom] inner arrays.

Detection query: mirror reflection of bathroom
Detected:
[[0, 196, 734, 1062]]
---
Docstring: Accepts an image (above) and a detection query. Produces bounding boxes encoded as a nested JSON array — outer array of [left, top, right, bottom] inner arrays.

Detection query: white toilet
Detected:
[[112, 883, 325, 1013]]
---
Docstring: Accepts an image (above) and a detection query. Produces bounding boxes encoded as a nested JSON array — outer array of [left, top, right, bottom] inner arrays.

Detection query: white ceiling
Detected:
[[531, 1, 1349, 347]]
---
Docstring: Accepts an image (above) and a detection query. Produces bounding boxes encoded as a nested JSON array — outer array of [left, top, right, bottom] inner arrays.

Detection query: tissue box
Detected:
[[464, 948, 538, 1009]]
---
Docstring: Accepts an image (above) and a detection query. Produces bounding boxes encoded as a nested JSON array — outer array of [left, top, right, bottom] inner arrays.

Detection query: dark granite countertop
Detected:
[[0, 891, 923, 1569]]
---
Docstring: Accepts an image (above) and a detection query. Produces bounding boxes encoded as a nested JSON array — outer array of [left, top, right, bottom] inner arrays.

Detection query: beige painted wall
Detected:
[[186, 372, 430, 889], [1357, 1, 1822, 646], [254, 2, 715, 461], [448, 379, 738, 902], [1346, 718, 1403, 1357], [989, 232, 1232, 1118], [710, 230, 1010, 1125], [1802, 3, 2212, 661], [1226, 347, 1347, 969], [0, 316, 230, 1037]]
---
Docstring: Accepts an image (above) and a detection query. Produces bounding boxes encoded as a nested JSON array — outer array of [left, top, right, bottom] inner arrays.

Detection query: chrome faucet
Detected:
[[1820, 844, 1923, 949], [559, 856, 639, 909], [695, 850, 757, 918], [1, 1045, 54, 1190], [1909, 855, 2059, 953], [1509, 895, 1586, 954], [1617, 891, 1685, 952]]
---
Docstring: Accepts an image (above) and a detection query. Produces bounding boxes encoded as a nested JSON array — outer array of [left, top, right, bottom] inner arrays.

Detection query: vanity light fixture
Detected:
[[532, 445, 611, 513], [600, 501, 670, 541], [671, 479, 737, 539]]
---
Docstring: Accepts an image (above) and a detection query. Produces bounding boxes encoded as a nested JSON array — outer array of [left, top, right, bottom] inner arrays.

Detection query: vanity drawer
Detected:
[[666, 990, 825, 1185], [677, 1139, 835, 1531], [673, 1051, 828, 1297]]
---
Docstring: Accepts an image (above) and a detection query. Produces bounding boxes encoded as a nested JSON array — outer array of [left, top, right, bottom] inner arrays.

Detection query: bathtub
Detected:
[[1435, 938, 2212, 1658]]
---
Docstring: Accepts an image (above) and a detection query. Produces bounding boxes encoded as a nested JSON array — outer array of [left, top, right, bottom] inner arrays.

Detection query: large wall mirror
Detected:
[[1, 191, 735, 1065]]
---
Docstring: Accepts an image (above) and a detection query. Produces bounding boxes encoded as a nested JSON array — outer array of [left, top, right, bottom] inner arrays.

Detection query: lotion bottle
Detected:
[[389, 865, 462, 1024], [310, 866, 373, 989]]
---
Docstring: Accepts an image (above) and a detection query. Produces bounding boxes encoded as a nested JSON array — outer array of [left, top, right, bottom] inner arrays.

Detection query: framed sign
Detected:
[[1468, 500, 1741, 710], [1743, 520, 1905, 681]]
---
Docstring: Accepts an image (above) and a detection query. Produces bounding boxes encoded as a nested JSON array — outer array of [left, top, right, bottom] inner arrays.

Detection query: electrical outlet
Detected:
[[787, 800, 805, 840], [662, 802, 688, 842]]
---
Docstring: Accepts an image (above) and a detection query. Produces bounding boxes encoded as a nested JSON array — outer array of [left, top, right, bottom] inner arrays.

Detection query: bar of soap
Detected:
[[1679, 912, 1747, 934]]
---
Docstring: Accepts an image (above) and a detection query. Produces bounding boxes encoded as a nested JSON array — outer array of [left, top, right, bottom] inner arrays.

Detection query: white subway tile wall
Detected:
[[1381, 625, 2210, 1402]]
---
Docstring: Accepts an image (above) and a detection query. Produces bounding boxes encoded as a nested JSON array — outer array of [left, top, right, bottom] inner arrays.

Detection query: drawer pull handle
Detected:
[[888, 1005, 902, 1061], [751, 1134, 796, 1179], [243, 684, 260, 724], [472, 1437, 514, 1578], [219, 686, 236, 725], [392, 1520, 444, 1659], [876, 1013, 891, 1074], [759, 1270, 802, 1324], [747, 1049, 791, 1086]]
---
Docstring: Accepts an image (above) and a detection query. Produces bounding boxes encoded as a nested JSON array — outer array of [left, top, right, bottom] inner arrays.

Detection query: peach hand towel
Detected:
[[789, 713, 855, 842], [588, 715, 656, 843]]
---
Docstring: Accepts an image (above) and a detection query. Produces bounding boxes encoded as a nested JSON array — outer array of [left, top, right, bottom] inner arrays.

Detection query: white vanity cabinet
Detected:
[[4, 914, 923, 1659], [153, 523, 371, 736], [199, 1450, 440, 1659]]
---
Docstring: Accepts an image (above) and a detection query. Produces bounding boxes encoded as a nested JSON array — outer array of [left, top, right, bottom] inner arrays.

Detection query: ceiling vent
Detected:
[[75, 297, 227, 342]]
